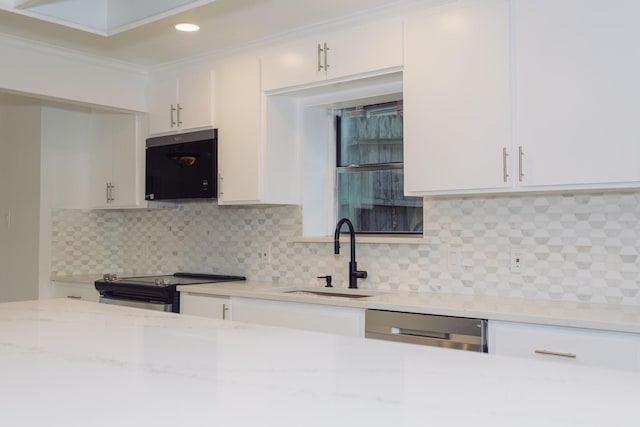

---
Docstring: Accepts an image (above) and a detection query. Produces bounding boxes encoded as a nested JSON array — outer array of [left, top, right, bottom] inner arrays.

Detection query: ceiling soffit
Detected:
[[2, 0, 216, 35]]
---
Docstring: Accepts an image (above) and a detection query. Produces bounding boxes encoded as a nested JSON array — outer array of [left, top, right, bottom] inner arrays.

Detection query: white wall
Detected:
[[39, 103, 93, 298], [0, 94, 41, 302], [0, 92, 96, 301]]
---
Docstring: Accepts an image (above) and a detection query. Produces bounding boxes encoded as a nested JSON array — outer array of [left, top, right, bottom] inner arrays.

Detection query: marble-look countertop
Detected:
[[177, 280, 640, 334], [1, 298, 639, 427], [51, 275, 640, 334]]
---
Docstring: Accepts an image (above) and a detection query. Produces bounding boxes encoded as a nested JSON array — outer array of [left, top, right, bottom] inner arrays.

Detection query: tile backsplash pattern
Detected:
[[52, 191, 640, 306]]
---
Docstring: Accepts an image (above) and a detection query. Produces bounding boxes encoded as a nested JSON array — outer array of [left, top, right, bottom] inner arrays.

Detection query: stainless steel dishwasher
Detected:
[[365, 309, 487, 352]]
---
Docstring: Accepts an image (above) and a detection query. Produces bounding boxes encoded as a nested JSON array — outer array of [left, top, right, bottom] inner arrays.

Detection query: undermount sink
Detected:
[[282, 289, 374, 299]]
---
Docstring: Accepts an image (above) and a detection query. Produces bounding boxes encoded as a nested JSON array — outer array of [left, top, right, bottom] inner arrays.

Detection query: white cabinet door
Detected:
[[328, 17, 403, 81], [261, 35, 324, 92], [148, 67, 213, 135], [488, 320, 640, 372], [89, 112, 146, 209], [51, 281, 100, 303], [180, 293, 230, 319], [176, 67, 214, 131], [214, 54, 298, 205], [262, 17, 403, 92], [214, 54, 262, 203], [515, 0, 640, 189], [148, 74, 179, 135], [404, 0, 512, 195], [232, 297, 365, 337]]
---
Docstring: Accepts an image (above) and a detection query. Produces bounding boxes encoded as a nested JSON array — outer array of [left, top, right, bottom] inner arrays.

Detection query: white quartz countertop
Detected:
[[50, 275, 640, 334], [1, 298, 639, 427], [177, 280, 640, 334]]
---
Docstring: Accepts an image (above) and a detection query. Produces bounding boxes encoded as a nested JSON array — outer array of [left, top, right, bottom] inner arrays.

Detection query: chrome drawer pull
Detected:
[[535, 349, 577, 359]]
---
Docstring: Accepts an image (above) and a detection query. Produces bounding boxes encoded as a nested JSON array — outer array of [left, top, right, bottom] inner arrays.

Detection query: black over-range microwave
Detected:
[[145, 129, 218, 201]]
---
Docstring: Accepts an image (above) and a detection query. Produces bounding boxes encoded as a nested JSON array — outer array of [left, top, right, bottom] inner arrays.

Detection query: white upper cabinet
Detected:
[[214, 54, 262, 203], [514, 0, 640, 189], [148, 67, 213, 135], [213, 54, 298, 205], [404, 0, 512, 195], [261, 16, 403, 92], [404, 0, 640, 196], [89, 112, 146, 209]]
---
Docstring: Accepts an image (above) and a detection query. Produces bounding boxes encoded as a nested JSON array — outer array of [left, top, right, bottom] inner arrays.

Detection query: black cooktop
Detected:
[[104, 272, 246, 288]]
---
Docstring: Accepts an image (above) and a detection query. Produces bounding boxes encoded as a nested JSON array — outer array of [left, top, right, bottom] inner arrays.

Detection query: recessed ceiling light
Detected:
[[175, 23, 200, 32]]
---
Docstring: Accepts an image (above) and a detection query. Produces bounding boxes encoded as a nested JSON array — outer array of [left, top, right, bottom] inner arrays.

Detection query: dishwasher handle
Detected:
[[391, 327, 450, 341]]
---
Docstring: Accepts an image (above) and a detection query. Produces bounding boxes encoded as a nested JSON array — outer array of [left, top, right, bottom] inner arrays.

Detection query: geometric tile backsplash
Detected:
[[51, 191, 640, 306]]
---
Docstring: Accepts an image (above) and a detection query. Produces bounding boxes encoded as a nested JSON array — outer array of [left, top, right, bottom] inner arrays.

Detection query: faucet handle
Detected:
[[317, 275, 333, 288]]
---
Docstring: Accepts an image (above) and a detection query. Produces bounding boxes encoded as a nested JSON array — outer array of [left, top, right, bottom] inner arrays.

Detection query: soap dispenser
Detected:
[[317, 275, 332, 288]]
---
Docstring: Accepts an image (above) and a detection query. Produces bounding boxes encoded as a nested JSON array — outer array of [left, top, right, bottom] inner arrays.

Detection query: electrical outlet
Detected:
[[510, 247, 524, 273], [259, 245, 271, 264], [448, 245, 462, 272]]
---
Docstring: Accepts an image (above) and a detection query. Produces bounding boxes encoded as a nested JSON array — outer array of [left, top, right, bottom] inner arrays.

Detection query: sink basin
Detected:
[[282, 290, 373, 299]]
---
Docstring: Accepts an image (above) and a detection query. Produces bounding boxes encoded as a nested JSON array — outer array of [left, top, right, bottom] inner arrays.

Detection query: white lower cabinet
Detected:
[[488, 320, 640, 372], [231, 297, 364, 337], [51, 281, 100, 302], [180, 293, 230, 320]]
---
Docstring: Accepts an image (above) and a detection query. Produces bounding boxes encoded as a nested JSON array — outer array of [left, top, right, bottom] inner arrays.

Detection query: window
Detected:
[[336, 101, 423, 234]]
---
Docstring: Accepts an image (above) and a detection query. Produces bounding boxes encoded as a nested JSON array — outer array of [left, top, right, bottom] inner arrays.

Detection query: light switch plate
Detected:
[[448, 245, 462, 272]]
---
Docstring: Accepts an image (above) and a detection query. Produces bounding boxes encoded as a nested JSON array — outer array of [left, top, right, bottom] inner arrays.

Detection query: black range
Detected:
[[95, 272, 246, 313]]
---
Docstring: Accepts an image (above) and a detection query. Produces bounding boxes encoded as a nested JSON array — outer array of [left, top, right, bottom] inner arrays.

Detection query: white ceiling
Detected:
[[0, 0, 403, 67]]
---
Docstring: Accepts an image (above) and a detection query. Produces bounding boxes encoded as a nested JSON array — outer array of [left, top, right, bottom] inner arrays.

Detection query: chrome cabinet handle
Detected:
[[534, 349, 577, 359], [67, 295, 82, 300], [318, 42, 329, 71], [502, 147, 509, 183], [170, 104, 177, 127], [176, 103, 183, 127], [518, 145, 524, 182], [323, 42, 329, 71], [218, 173, 224, 198], [222, 303, 229, 320], [106, 182, 114, 203]]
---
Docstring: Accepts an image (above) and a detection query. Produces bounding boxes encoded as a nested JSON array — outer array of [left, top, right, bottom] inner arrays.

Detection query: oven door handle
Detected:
[[99, 295, 171, 312]]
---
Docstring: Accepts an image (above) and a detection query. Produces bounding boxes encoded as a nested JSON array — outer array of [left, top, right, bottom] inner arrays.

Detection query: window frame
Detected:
[[334, 103, 423, 236]]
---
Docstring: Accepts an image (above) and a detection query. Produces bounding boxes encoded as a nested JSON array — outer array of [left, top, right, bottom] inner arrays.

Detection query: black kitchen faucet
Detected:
[[334, 218, 367, 289]]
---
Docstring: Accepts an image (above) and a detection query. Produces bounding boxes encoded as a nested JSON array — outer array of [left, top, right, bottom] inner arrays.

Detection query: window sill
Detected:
[[292, 235, 426, 245]]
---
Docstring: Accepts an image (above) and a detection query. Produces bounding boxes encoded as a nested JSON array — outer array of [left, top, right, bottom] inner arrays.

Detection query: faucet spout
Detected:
[[334, 218, 367, 288]]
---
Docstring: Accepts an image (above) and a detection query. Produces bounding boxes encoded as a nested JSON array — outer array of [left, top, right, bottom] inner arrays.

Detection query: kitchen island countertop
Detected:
[[1, 298, 639, 427]]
